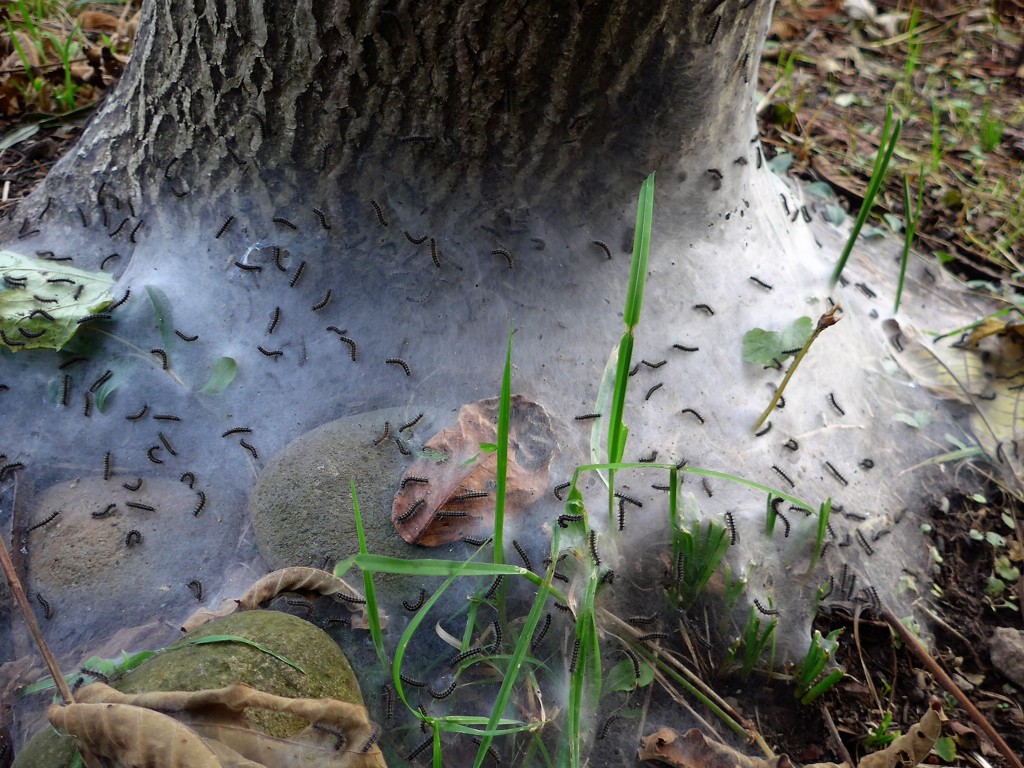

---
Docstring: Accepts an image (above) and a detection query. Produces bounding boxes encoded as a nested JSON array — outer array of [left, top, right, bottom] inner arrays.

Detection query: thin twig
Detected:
[[0, 526, 74, 704], [881, 605, 1022, 768]]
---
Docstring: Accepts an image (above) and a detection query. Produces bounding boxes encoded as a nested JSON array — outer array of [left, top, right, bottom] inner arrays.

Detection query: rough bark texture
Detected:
[[19, 0, 772, 224]]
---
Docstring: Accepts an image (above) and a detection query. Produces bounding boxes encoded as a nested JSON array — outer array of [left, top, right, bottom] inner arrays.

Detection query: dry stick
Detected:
[[0, 530, 74, 704], [752, 304, 842, 433], [882, 605, 1023, 768], [819, 703, 854, 767]]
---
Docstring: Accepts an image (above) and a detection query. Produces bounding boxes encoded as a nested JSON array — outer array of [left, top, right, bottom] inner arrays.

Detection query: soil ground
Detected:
[[0, 1, 1022, 766]]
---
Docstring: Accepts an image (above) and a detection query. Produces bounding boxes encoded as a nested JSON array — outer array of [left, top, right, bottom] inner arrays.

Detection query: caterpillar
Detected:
[[553, 481, 571, 500], [239, 440, 259, 459], [338, 335, 358, 361], [628, 364, 639, 376], [552, 602, 572, 613], [34, 296, 59, 305], [702, 478, 713, 497], [36, 593, 52, 619], [153, 414, 181, 422], [193, 491, 206, 517], [109, 289, 131, 310], [704, 13, 721, 45], [27, 511, 60, 532], [618, 499, 626, 531], [434, 510, 468, 519], [312, 290, 332, 311], [801, 205, 811, 222], [272, 246, 287, 271], [401, 476, 429, 488], [771, 465, 795, 488], [399, 413, 423, 432], [823, 461, 848, 486], [99, 252, 121, 271], [215, 216, 235, 239], [90, 370, 113, 393], [103, 451, 112, 480], [359, 724, 382, 754], [127, 501, 156, 512], [336, 591, 367, 605], [483, 575, 503, 599], [61, 374, 70, 407], [403, 589, 427, 611], [693, 304, 715, 315], [827, 392, 845, 416], [92, 503, 116, 519], [754, 421, 772, 437], [406, 736, 432, 761], [234, 261, 262, 272], [257, 346, 283, 358], [17, 223, 39, 239], [386, 357, 412, 377], [531, 613, 552, 649], [753, 598, 779, 616], [383, 684, 394, 721], [626, 613, 659, 626], [123, 478, 143, 492], [109, 217, 129, 237], [599, 714, 621, 740], [774, 508, 791, 537], [855, 529, 874, 555], [38, 196, 53, 219], [312, 207, 331, 230], [430, 238, 441, 268], [461, 535, 491, 546], [396, 498, 424, 523], [289, 261, 306, 287], [83, 391, 92, 417], [129, 220, 143, 243], [125, 530, 143, 546], [574, 413, 601, 421], [45, 277, 74, 285], [642, 359, 667, 369], [187, 579, 203, 601], [399, 673, 426, 688], [614, 492, 642, 508], [680, 408, 705, 424], [589, 530, 601, 566], [872, 529, 891, 543], [706, 167, 723, 180], [428, 680, 457, 699], [158, 431, 177, 456], [0, 463, 25, 481], [150, 348, 168, 370], [783, 438, 798, 451], [451, 490, 488, 502], [222, 427, 253, 437], [557, 513, 583, 528], [676, 551, 685, 584], [749, 276, 773, 290], [855, 282, 877, 299], [369, 200, 388, 227], [553, 571, 569, 582], [405, 231, 428, 244], [490, 620, 503, 650], [394, 437, 412, 456], [592, 240, 612, 259], [180, 472, 196, 488], [175, 329, 199, 342], [77, 205, 89, 227], [509, 540, 532, 571], [673, 343, 699, 352], [492, 247, 514, 269], [845, 573, 858, 601], [76, 313, 112, 324], [569, 638, 581, 673], [652, 483, 670, 491], [267, 307, 281, 334], [724, 511, 738, 545], [623, 647, 641, 680], [34, 309, 58, 322], [272, 216, 298, 230], [450, 646, 486, 666], [639, 632, 671, 644], [3, 275, 27, 288], [859, 458, 874, 469], [603, 570, 616, 584], [373, 421, 391, 446]]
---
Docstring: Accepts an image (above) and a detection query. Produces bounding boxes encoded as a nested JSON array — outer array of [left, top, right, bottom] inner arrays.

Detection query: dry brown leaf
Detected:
[[237, 567, 362, 611], [858, 699, 943, 768], [637, 727, 821, 768], [77, 11, 123, 33], [51, 682, 386, 768], [392, 395, 555, 545], [181, 599, 241, 633]]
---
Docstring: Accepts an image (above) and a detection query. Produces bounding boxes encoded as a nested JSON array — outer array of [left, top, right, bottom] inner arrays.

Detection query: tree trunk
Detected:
[[2, 1, 978, 760]]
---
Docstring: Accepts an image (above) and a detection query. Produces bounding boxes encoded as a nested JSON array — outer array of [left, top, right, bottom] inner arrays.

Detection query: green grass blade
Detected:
[[179, 635, 304, 673], [895, 174, 912, 313], [353, 554, 530, 579], [350, 480, 388, 669], [494, 326, 513, 566], [829, 105, 903, 288]]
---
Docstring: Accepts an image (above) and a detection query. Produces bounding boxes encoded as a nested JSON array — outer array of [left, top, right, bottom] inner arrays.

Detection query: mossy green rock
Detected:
[[14, 610, 364, 767]]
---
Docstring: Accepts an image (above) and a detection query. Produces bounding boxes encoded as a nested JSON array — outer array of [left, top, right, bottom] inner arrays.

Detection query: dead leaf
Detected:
[[392, 395, 555, 546], [77, 11, 123, 34], [50, 682, 385, 767], [858, 699, 943, 768], [637, 727, 833, 768], [237, 567, 363, 611]]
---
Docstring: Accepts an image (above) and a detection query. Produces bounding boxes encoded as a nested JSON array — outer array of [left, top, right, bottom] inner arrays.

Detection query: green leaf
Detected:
[[21, 650, 157, 695], [603, 658, 653, 694], [985, 531, 1006, 548], [892, 410, 931, 429], [178, 634, 304, 673], [741, 317, 812, 366], [0, 250, 115, 350], [0, 123, 39, 151], [823, 204, 847, 225], [479, 442, 497, 453], [995, 557, 1019, 582], [145, 285, 174, 348], [932, 735, 956, 762], [984, 576, 1006, 597], [199, 356, 237, 395], [969, 528, 985, 541]]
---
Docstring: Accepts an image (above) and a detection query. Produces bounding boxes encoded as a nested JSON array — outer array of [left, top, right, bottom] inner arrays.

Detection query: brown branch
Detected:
[[882, 606, 1021, 768], [0, 527, 74, 705]]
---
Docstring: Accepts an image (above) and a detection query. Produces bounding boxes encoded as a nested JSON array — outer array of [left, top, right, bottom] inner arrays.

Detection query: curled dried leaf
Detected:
[[858, 700, 942, 768], [237, 567, 362, 611], [392, 395, 555, 545], [638, 727, 809, 768]]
